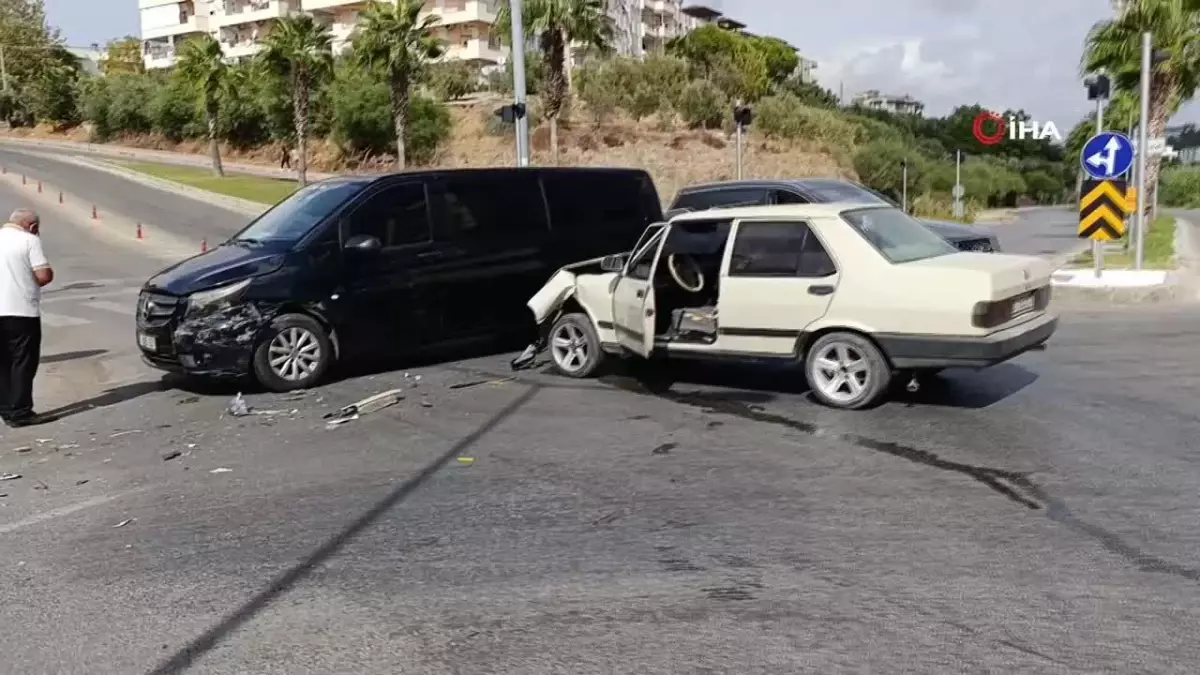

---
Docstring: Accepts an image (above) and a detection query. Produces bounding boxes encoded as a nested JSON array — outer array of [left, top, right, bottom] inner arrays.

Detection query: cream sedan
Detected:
[[518, 203, 1057, 410]]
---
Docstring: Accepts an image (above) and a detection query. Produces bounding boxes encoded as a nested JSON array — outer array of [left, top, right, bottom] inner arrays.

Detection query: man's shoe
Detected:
[[5, 413, 40, 428]]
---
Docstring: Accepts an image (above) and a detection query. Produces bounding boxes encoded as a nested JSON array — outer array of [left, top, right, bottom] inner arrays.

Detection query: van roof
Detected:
[[669, 202, 892, 221], [327, 166, 654, 186]]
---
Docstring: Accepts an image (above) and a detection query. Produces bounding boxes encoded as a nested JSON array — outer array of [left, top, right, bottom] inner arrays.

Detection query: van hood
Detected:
[[145, 244, 286, 295], [920, 219, 981, 240]]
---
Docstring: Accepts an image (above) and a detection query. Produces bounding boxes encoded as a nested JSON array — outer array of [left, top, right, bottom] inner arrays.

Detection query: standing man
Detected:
[[0, 209, 52, 427]]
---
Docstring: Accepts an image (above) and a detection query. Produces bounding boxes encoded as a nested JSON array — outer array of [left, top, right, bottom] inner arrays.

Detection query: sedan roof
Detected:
[[669, 202, 892, 222]]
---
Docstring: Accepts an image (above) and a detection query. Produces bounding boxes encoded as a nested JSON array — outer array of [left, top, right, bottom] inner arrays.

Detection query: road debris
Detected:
[[652, 442, 677, 456], [177, 395, 200, 404], [162, 450, 182, 461], [229, 393, 250, 417], [75, 479, 89, 486], [0, 473, 20, 481], [110, 430, 143, 438], [450, 377, 514, 390], [210, 467, 232, 474], [15, 446, 31, 454], [511, 342, 541, 370], [113, 519, 134, 528], [323, 389, 404, 428], [36, 438, 51, 444], [457, 457, 475, 465]]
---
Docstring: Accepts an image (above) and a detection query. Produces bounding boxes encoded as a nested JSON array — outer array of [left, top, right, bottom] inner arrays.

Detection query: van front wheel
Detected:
[[252, 313, 333, 392]]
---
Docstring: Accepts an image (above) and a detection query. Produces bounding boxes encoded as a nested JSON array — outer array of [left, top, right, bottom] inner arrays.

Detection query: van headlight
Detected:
[[186, 279, 252, 318]]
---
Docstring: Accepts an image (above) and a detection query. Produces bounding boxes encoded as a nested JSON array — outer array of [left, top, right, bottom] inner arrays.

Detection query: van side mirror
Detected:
[[600, 254, 625, 272], [344, 234, 382, 252]]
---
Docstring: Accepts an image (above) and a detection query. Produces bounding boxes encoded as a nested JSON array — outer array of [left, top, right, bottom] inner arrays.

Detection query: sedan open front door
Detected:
[[611, 227, 666, 357]]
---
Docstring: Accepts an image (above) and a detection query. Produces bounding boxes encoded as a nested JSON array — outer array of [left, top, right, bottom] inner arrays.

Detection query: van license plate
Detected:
[[1011, 295, 1035, 317], [138, 333, 157, 351]]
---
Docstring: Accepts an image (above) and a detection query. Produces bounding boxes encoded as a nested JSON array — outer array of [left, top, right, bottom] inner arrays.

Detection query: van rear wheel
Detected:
[[548, 312, 604, 378], [252, 313, 333, 392]]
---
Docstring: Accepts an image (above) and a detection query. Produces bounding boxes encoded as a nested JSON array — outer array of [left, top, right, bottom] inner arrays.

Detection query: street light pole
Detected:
[[1135, 31, 1151, 269], [509, 0, 530, 167]]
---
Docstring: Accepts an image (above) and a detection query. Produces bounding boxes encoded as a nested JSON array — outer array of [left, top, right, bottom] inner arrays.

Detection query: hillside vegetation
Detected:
[[3, 8, 1073, 219]]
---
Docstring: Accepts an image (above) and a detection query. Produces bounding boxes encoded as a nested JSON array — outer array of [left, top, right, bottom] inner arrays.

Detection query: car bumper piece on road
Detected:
[[876, 313, 1057, 369]]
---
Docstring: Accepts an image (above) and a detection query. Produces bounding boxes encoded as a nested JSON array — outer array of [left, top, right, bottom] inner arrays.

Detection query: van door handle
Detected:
[[418, 250, 442, 259], [635, 289, 645, 298], [808, 285, 834, 296]]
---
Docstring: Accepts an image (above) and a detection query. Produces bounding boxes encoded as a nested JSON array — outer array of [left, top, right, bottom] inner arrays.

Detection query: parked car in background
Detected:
[[522, 203, 1055, 410], [137, 167, 663, 391], [668, 178, 1002, 253]]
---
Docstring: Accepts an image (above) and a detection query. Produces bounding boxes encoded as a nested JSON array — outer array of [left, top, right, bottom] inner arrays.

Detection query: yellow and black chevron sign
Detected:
[[1078, 178, 1130, 241]]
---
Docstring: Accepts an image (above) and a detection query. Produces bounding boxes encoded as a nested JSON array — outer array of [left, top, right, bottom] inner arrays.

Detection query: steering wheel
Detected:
[[667, 254, 705, 293]]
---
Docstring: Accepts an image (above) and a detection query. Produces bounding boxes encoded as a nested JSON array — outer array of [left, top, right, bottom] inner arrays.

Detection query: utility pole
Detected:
[[0, 45, 8, 92], [952, 150, 964, 219], [733, 103, 753, 179], [1135, 31, 1151, 270], [508, 0, 530, 167]]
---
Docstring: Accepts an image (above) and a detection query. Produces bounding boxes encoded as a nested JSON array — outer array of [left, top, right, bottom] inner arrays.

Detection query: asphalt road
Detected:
[[2, 145, 1195, 674], [991, 206, 1085, 258], [0, 301, 1197, 674]]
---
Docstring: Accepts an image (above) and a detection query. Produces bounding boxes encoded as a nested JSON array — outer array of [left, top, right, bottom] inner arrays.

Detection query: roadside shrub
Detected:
[[405, 95, 452, 165], [1159, 166, 1200, 208], [104, 75, 156, 136], [754, 93, 858, 147], [151, 79, 200, 143], [329, 65, 451, 164], [575, 60, 625, 127], [427, 60, 478, 101], [677, 79, 725, 129]]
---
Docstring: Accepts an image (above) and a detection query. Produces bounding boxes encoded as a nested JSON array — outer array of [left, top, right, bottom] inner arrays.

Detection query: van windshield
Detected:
[[232, 180, 367, 244], [841, 207, 957, 263]]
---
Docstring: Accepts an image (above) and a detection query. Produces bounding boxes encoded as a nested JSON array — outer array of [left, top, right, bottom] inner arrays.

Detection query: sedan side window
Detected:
[[343, 181, 431, 247], [730, 220, 835, 277], [626, 229, 665, 280]]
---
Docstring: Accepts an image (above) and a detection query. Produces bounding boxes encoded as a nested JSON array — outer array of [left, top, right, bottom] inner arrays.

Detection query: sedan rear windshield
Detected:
[[841, 207, 957, 263], [233, 180, 367, 244]]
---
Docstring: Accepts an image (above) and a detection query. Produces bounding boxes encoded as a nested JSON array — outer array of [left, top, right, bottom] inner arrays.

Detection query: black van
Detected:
[[135, 167, 663, 391]]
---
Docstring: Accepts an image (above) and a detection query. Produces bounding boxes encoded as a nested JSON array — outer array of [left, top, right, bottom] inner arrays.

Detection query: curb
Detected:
[[1050, 216, 1200, 304], [74, 155, 266, 217], [0, 135, 337, 182]]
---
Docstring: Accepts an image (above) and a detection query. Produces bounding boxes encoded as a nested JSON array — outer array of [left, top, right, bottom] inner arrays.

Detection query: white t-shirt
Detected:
[[0, 225, 50, 317]]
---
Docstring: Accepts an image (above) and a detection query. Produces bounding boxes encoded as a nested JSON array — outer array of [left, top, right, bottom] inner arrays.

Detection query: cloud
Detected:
[[727, 0, 1200, 125]]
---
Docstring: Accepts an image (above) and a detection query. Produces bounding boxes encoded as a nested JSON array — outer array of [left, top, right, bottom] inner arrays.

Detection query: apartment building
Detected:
[[851, 90, 925, 115], [139, 0, 750, 71]]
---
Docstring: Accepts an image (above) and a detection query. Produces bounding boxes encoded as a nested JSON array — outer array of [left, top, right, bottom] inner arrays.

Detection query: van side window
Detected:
[[730, 221, 834, 277], [544, 173, 647, 235], [673, 188, 769, 210], [343, 181, 431, 247], [434, 174, 548, 243], [772, 190, 808, 204]]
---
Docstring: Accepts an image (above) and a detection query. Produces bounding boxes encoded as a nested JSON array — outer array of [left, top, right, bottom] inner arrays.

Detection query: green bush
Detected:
[[677, 79, 726, 129], [151, 80, 200, 143], [574, 60, 625, 126], [1159, 166, 1200, 208], [754, 93, 859, 147], [328, 64, 451, 164], [427, 60, 478, 101]]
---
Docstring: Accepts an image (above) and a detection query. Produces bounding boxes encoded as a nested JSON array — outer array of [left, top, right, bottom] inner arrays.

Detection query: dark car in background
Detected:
[[668, 178, 1001, 252], [136, 167, 663, 391]]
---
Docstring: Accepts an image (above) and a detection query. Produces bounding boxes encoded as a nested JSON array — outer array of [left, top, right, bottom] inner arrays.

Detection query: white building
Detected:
[[851, 90, 924, 115], [139, 0, 751, 71]]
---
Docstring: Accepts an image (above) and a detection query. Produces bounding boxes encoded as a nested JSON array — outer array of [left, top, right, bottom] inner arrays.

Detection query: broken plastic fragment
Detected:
[[0, 473, 20, 481], [323, 389, 403, 424], [229, 392, 250, 417], [210, 467, 232, 474], [510, 343, 540, 370], [113, 519, 134, 528], [457, 457, 475, 465]]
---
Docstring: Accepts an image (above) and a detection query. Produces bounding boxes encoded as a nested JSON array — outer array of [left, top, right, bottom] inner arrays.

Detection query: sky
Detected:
[[42, 0, 1200, 128]]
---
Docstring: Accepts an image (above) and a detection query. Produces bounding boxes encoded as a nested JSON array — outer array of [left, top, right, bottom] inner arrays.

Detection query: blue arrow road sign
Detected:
[[1081, 132, 1134, 179]]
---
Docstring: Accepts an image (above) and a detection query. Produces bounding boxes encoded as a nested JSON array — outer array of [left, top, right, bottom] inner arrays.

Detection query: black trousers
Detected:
[[0, 316, 40, 419]]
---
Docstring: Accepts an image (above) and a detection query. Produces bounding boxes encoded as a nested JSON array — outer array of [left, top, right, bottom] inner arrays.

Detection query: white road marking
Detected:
[[85, 300, 135, 315], [40, 312, 90, 327], [0, 490, 142, 535]]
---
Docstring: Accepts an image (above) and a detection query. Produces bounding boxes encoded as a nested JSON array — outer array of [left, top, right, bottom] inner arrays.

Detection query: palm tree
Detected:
[[259, 15, 334, 185], [175, 35, 228, 177], [497, 0, 612, 163], [1082, 0, 1200, 216], [352, 0, 444, 170]]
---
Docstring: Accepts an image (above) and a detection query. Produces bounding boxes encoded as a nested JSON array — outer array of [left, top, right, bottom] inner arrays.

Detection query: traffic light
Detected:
[[733, 104, 753, 127], [494, 102, 527, 123], [1085, 74, 1110, 101]]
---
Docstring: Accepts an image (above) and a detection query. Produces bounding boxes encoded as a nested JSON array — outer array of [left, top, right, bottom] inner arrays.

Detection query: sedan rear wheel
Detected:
[[805, 332, 891, 410]]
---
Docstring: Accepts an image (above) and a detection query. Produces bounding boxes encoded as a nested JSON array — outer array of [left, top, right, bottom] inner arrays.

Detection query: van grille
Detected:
[[137, 291, 182, 328]]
